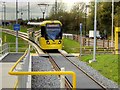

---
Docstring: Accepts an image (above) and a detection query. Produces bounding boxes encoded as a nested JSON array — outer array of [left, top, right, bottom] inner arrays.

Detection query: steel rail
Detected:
[[8, 49, 76, 89], [2, 29, 77, 89], [46, 51, 107, 89], [59, 51, 107, 89], [2, 29, 44, 54], [48, 53, 73, 88]]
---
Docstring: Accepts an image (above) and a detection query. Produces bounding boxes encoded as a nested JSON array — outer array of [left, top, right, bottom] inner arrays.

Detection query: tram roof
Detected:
[[27, 20, 62, 26]]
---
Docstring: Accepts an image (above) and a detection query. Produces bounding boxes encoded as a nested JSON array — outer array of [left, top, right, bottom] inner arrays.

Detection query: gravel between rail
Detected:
[[31, 56, 60, 88]]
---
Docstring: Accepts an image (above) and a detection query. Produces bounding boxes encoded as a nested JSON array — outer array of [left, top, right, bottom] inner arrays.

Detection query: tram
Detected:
[[27, 20, 63, 50]]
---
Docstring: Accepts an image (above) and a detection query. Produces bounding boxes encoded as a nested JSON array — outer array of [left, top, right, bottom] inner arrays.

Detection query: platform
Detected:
[[0, 53, 23, 89]]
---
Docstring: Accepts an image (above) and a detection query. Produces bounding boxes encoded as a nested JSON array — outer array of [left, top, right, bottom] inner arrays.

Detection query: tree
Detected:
[[87, 1, 120, 37]]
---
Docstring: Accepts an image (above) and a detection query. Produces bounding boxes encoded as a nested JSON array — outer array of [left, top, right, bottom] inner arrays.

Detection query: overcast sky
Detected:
[[0, 0, 88, 20], [0, 0, 120, 20]]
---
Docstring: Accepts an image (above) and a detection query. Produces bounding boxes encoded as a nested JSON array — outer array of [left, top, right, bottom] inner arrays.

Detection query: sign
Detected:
[[80, 23, 82, 32], [14, 24, 20, 31], [46, 24, 60, 28]]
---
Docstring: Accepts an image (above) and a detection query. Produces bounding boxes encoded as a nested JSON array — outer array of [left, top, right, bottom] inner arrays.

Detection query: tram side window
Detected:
[[41, 26, 45, 37]]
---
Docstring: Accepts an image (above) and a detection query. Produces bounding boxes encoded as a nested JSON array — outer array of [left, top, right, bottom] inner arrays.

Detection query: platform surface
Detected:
[[0, 53, 23, 89], [1, 53, 23, 62]]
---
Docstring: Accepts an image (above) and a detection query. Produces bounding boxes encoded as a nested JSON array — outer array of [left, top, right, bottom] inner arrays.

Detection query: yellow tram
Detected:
[[28, 20, 63, 50]]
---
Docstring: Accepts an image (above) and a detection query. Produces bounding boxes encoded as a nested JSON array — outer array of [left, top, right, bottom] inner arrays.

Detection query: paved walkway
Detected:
[[0, 53, 23, 89]]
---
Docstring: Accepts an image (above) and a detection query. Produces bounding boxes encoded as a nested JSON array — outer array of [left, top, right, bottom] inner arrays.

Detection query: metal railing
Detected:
[[8, 46, 77, 89], [8, 43, 28, 52], [0, 43, 9, 57]]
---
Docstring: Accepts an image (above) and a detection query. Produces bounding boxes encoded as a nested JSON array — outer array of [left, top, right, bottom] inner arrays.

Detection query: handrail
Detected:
[[9, 71, 76, 89], [8, 49, 77, 89]]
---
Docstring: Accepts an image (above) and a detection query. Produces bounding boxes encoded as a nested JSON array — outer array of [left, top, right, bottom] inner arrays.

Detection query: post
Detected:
[[16, 0, 18, 52], [85, 4, 87, 36], [60, 67, 65, 88], [43, 11, 45, 21], [111, 0, 114, 47], [93, 0, 97, 62], [28, 2, 30, 21], [55, 0, 57, 14], [89, 0, 97, 63], [80, 23, 82, 57], [4, 2, 6, 26]]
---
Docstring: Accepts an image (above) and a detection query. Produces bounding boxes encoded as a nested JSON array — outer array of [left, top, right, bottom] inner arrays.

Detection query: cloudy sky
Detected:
[[0, 0, 119, 20], [0, 0, 91, 20]]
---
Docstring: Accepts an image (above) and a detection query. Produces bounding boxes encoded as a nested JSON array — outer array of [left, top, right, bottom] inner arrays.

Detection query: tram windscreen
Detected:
[[46, 24, 62, 40]]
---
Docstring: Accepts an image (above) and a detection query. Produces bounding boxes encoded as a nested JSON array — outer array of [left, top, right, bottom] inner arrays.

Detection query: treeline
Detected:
[[48, 1, 120, 38]]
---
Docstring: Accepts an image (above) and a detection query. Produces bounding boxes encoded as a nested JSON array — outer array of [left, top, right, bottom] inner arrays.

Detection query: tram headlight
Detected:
[[58, 40, 61, 44], [46, 41, 50, 44]]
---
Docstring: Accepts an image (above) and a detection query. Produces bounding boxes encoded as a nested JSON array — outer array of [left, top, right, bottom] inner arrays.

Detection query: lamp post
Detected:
[[80, 23, 83, 57], [111, 0, 114, 47], [38, 4, 49, 21], [89, 0, 97, 63], [16, 0, 18, 52], [93, 0, 97, 62], [2, 2, 6, 27], [42, 11, 45, 21]]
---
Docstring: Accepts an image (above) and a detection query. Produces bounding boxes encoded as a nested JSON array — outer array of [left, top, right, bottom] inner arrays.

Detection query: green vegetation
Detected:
[[1, 25, 40, 52], [49, 2, 120, 37], [81, 54, 119, 84], [2, 32, 28, 52], [63, 38, 119, 84], [4, 25, 40, 33], [4, 25, 28, 32], [63, 38, 80, 53]]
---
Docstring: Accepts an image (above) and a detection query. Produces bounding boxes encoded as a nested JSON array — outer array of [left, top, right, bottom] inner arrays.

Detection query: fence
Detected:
[[8, 43, 28, 52], [63, 34, 115, 54], [63, 34, 114, 48], [0, 43, 9, 58]]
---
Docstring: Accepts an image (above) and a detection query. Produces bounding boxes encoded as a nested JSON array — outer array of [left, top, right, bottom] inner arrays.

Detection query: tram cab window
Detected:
[[45, 24, 62, 40]]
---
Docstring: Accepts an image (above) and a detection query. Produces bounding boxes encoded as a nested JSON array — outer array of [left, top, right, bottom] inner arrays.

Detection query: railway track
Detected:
[[46, 51, 106, 89], [2, 28, 44, 54], [1, 28, 110, 89]]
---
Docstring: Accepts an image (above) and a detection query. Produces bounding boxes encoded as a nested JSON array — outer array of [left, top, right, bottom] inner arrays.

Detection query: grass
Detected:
[[1, 25, 41, 52], [4, 25, 28, 32], [81, 54, 119, 84], [2, 32, 28, 52], [63, 38, 119, 84], [63, 38, 80, 53], [4, 25, 40, 33]]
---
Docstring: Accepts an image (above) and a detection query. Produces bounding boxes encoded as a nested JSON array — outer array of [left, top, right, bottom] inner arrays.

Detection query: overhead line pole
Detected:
[[55, 0, 57, 19], [16, 0, 18, 52], [92, 0, 97, 62], [28, 2, 30, 21], [2, 2, 6, 27], [4, 2, 6, 25], [55, 0, 57, 14], [111, 0, 114, 47]]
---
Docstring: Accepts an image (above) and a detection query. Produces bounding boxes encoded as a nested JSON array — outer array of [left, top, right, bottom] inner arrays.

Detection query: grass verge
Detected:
[[63, 38, 119, 84], [81, 54, 119, 84], [63, 38, 80, 53], [2, 32, 28, 52]]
